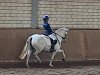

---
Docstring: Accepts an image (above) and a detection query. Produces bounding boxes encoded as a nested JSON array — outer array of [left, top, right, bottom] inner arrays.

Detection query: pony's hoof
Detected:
[[49, 64, 54, 67], [62, 58, 66, 61], [26, 65, 30, 68], [38, 60, 42, 63]]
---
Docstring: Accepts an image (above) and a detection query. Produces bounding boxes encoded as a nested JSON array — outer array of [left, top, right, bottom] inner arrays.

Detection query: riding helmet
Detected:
[[42, 15, 49, 20]]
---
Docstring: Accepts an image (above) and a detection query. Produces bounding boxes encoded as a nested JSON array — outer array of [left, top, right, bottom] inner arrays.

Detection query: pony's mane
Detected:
[[55, 28, 68, 33]]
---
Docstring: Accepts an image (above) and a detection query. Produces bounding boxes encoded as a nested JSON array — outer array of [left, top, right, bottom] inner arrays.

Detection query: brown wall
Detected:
[[0, 28, 100, 62]]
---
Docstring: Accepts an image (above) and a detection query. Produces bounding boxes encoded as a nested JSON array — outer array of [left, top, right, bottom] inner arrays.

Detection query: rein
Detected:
[[54, 32, 67, 44]]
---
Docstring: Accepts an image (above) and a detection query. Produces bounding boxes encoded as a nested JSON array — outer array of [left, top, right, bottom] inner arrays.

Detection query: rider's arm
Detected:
[[47, 24, 53, 33], [43, 23, 53, 34]]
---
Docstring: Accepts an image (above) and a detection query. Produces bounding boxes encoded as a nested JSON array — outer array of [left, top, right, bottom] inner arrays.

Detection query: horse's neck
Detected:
[[56, 32, 63, 44]]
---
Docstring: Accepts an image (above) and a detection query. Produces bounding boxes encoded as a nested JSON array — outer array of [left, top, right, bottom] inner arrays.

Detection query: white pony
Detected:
[[19, 28, 69, 67]]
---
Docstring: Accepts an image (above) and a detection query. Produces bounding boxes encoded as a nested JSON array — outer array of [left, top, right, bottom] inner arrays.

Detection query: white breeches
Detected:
[[48, 33, 56, 40]]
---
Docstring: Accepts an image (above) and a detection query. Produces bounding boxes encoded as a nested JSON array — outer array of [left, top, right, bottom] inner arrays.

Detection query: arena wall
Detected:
[[0, 0, 32, 27], [0, 28, 100, 62], [1, 0, 100, 29], [0, 0, 100, 63], [38, 0, 100, 29]]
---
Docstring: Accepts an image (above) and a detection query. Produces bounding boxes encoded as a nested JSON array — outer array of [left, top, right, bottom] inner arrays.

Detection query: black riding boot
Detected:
[[50, 40, 57, 52]]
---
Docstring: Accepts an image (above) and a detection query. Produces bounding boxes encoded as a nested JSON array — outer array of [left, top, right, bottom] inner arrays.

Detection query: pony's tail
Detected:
[[19, 37, 32, 59]]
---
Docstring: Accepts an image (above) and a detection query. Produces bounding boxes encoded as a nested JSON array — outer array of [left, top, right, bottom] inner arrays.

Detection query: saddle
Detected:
[[42, 32, 57, 52]]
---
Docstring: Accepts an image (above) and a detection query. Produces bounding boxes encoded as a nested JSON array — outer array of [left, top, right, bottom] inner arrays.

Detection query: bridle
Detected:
[[55, 33, 67, 39], [54, 31, 68, 44]]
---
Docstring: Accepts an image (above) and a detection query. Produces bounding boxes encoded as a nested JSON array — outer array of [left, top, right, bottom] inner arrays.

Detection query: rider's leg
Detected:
[[50, 40, 57, 51], [49, 33, 57, 52]]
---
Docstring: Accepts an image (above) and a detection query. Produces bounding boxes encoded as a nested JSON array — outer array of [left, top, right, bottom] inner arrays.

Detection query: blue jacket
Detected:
[[43, 22, 53, 35]]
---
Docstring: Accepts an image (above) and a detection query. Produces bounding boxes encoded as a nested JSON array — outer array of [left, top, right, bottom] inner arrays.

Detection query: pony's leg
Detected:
[[62, 50, 66, 61], [49, 51, 57, 67], [35, 55, 41, 63], [34, 50, 42, 63], [26, 49, 32, 68], [58, 50, 66, 61]]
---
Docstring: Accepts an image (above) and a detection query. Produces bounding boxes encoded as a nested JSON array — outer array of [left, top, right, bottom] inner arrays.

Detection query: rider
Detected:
[[42, 15, 57, 52]]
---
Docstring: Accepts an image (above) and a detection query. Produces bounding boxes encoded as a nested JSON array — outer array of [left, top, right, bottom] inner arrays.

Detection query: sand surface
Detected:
[[0, 66, 100, 75]]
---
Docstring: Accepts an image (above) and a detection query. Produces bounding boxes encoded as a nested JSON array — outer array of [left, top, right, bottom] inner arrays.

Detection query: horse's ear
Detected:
[[66, 28, 69, 31]]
